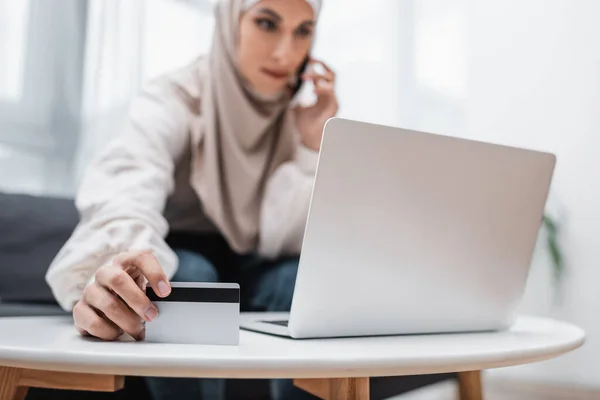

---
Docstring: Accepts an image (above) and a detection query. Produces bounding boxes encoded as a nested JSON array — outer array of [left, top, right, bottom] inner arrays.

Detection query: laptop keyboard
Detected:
[[263, 320, 289, 327]]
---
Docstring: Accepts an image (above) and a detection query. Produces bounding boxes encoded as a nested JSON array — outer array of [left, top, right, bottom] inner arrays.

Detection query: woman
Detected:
[[46, 0, 336, 398]]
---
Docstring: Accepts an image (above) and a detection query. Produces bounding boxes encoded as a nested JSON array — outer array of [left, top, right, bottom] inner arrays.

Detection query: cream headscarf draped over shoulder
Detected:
[[187, 0, 321, 254]]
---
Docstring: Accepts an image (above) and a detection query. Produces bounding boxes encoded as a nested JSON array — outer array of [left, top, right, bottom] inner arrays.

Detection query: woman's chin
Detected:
[[250, 84, 287, 100]]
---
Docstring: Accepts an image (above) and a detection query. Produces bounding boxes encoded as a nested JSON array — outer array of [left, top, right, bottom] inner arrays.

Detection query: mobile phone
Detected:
[[291, 55, 310, 96]]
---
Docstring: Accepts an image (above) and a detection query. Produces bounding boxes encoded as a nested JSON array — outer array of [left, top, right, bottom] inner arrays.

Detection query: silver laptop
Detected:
[[240, 117, 555, 339]]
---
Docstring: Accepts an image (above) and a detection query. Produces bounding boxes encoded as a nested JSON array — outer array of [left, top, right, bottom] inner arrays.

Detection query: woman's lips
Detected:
[[261, 68, 288, 80]]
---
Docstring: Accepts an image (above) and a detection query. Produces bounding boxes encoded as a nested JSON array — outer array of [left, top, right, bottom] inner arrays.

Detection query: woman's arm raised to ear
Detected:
[[46, 77, 192, 311], [259, 58, 337, 258], [258, 144, 318, 259]]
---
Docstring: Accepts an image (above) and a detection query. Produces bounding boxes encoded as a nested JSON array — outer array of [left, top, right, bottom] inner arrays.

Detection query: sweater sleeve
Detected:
[[46, 79, 190, 311], [257, 145, 319, 258]]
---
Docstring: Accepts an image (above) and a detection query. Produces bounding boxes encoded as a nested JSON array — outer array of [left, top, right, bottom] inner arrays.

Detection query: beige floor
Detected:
[[388, 379, 600, 400]]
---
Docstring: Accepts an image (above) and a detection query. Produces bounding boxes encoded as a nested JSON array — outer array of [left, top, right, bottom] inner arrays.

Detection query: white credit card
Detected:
[[145, 282, 240, 345]]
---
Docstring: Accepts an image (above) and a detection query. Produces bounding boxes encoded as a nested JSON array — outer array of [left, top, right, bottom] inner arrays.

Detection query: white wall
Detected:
[[394, 0, 468, 136], [311, 0, 401, 127], [394, 0, 600, 388], [467, 0, 600, 387]]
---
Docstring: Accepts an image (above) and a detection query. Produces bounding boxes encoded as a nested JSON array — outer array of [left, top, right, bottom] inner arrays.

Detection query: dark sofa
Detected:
[[0, 192, 456, 399]]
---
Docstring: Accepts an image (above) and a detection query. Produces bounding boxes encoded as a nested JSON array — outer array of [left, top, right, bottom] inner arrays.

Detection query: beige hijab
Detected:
[[188, 0, 315, 254]]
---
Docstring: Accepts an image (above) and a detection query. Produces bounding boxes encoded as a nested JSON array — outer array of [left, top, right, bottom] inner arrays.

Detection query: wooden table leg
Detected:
[[11, 388, 27, 400], [0, 367, 23, 400], [0, 366, 124, 399], [458, 370, 483, 400], [295, 378, 370, 400]]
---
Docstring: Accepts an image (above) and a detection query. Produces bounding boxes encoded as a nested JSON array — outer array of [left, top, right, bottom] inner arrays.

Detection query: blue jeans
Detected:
[[145, 247, 315, 400]]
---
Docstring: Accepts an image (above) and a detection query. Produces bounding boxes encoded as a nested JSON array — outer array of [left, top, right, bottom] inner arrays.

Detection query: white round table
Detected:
[[0, 313, 585, 400]]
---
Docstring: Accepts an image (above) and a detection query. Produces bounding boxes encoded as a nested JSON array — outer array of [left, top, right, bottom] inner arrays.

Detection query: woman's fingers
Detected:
[[315, 80, 335, 94], [72, 250, 169, 342], [113, 250, 171, 299], [83, 283, 146, 341], [76, 326, 89, 337], [303, 70, 334, 83], [73, 301, 122, 341], [315, 81, 338, 107], [95, 264, 159, 323], [308, 58, 336, 79]]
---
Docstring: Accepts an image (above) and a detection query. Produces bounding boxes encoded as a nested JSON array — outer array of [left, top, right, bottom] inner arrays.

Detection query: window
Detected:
[[0, 0, 30, 102], [1, 0, 215, 196], [142, 0, 214, 81]]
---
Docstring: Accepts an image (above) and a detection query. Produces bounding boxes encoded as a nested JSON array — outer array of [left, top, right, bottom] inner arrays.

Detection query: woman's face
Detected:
[[238, 0, 315, 97]]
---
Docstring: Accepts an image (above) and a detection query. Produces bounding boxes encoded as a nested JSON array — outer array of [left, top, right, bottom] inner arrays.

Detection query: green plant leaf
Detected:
[[542, 214, 564, 283]]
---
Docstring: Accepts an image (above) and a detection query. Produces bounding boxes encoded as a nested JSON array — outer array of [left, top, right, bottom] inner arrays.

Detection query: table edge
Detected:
[[0, 334, 584, 379]]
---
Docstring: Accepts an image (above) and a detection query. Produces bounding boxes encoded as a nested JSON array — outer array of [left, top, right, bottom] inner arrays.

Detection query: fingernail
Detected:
[[145, 306, 158, 321], [157, 280, 170, 296]]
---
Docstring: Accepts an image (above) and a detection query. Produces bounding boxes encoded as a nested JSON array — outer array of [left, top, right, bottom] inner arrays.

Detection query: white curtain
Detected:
[[0, 0, 86, 196], [74, 0, 215, 183], [0, 0, 30, 103], [0, 0, 214, 195], [81, 0, 145, 118]]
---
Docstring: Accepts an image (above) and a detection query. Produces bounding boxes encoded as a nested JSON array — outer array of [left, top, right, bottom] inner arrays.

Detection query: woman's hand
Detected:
[[72, 250, 171, 341], [294, 58, 339, 152]]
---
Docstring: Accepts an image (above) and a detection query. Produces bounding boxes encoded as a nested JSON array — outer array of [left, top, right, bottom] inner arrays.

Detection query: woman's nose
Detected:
[[272, 36, 295, 67]]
